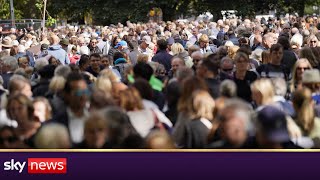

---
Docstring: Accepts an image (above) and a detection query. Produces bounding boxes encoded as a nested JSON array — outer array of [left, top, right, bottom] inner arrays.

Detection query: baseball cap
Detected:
[[256, 106, 290, 143], [141, 36, 152, 45], [115, 40, 128, 48]]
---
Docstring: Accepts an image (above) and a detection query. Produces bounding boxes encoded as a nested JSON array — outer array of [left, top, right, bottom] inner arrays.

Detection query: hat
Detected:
[[1, 37, 13, 48], [257, 106, 290, 143], [167, 37, 174, 45], [302, 69, 320, 83], [12, 40, 19, 46], [60, 38, 69, 46], [141, 36, 152, 45], [114, 40, 128, 48]]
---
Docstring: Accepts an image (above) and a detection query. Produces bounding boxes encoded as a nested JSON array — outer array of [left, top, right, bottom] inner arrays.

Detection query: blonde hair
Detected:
[[251, 78, 275, 106], [292, 87, 315, 134], [100, 69, 120, 83], [228, 46, 240, 60], [119, 87, 144, 111], [94, 76, 113, 96], [49, 76, 66, 93], [190, 90, 215, 120], [290, 58, 313, 92], [137, 54, 149, 63], [171, 43, 185, 55]]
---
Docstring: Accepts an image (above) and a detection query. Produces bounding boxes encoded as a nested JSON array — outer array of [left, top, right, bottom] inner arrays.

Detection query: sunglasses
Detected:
[[297, 67, 310, 71], [311, 41, 317, 43], [0, 136, 18, 144], [222, 68, 233, 72], [73, 89, 91, 97]]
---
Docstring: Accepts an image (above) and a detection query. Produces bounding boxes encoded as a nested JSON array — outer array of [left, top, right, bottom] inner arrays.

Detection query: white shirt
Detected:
[[67, 108, 89, 144]]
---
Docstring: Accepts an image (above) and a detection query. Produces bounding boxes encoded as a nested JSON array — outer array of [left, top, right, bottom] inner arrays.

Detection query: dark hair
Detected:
[[157, 39, 168, 50], [113, 52, 124, 62], [79, 54, 90, 67], [133, 62, 154, 80], [0, 126, 14, 135], [132, 78, 153, 100], [63, 72, 86, 93], [270, 43, 283, 53], [202, 55, 220, 75], [103, 107, 144, 148], [90, 89, 115, 110], [277, 36, 290, 50], [89, 53, 101, 60], [237, 45, 252, 56]]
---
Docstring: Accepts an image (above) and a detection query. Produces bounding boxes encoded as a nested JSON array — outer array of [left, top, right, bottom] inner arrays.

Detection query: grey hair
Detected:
[[271, 77, 287, 97], [2, 56, 18, 72], [191, 51, 203, 59], [176, 67, 194, 82], [219, 80, 237, 98], [34, 123, 71, 149], [35, 58, 49, 71], [54, 65, 72, 79]]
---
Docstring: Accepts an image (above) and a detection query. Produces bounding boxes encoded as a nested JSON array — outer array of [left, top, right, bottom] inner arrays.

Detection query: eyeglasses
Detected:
[[297, 67, 310, 71], [72, 89, 91, 97], [91, 41, 97, 44], [0, 136, 18, 144], [310, 41, 317, 43]]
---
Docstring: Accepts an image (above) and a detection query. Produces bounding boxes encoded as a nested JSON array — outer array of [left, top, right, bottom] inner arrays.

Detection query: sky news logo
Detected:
[[3, 158, 67, 174]]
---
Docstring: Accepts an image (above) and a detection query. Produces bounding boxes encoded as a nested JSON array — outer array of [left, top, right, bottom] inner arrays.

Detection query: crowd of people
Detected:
[[1, 14, 320, 149]]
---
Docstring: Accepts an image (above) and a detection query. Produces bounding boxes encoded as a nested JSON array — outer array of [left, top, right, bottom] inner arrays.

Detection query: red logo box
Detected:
[[27, 158, 67, 174]]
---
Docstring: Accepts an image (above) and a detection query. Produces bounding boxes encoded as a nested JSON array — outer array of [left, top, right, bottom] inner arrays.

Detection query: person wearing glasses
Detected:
[[88, 38, 102, 55], [52, 72, 90, 145], [308, 34, 319, 48], [289, 58, 313, 94]]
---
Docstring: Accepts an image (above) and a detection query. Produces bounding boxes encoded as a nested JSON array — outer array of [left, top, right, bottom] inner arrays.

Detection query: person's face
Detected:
[[221, 112, 247, 147], [251, 89, 262, 106], [309, 38, 318, 48], [271, 49, 283, 65], [141, 41, 149, 49], [33, 101, 47, 123], [0, 129, 18, 149], [265, 37, 274, 49], [296, 62, 311, 80], [8, 100, 29, 124], [192, 29, 198, 36], [84, 121, 107, 148], [192, 56, 202, 67], [50, 58, 60, 66], [68, 80, 89, 110], [221, 62, 234, 75], [235, 57, 249, 72], [199, 41, 208, 48], [90, 40, 98, 47], [90, 56, 101, 69], [196, 62, 206, 78], [101, 57, 110, 67], [282, 26, 290, 33], [171, 59, 181, 73], [18, 58, 29, 69]]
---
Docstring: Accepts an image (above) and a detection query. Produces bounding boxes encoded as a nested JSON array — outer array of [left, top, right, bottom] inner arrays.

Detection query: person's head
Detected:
[[178, 76, 208, 113], [292, 87, 315, 134], [270, 43, 284, 65], [119, 87, 144, 111], [308, 34, 318, 48], [132, 78, 154, 100], [198, 34, 209, 48], [220, 56, 234, 75], [48, 56, 60, 66], [7, 93, 35, 124], [101, 55, 112, 67], [299, 47, 318, 68], [171, 56, 185, 75], [89, 53, 101, 70], [146, 131, 175, 149], [33, 97, 52, 123], [219, 99, 252, 147], [189, 90, 215, 120], [291, 58, 313, 85], [282, 23, 291, 33], [54, 65, 72, 79], [133, 62, 154, 81], [228, 45, 240, 59], [49, 35, 60, 45], [49, 76, 66, 94], [17, 56, 29, 69], [102, 107, 144, 148], [197, 57, 220, 78], [2, 56, 18, 73], [140, 36, 152, 49], [63, 72, 90, 110], [262, 33, 274, 49], [251, 78, 275, 106], [79, 54, 90, 71], [9, 75, 32, 98], [137, 54, 149, 63], [192, 28, 199, 36], [83, 112, 108, 148], [115, 40, 128, 50], [261, 50, 271, 64], [188, 45, 200, 56], [191, 51, 203, 68], [171, 43, 185, 55], [90, 38, 98, 48], [277, 36, 290, 50], [0, 126, 19, 149], [302, 69, 320, 92], [219, 80, 237, 98], [34, 123, 71, 148], [255, 106, 290, 148], [234, 52, 250, 72], [156, 39, 168, 51]]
